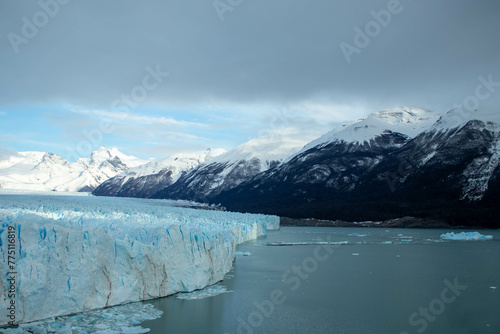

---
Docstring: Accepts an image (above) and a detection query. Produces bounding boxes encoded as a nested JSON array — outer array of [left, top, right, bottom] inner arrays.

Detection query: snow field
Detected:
[[0, 194, 279, 325]]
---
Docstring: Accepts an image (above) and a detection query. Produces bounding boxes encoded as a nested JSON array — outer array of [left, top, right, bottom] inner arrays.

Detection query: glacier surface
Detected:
[[0, 193, 279, 326]]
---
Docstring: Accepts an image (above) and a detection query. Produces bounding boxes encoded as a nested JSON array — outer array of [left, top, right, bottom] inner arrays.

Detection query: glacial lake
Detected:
[[143, 227, 500, 334]]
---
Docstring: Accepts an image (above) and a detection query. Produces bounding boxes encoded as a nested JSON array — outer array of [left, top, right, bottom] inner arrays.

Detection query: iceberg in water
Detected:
[[440, 231, 493, 241], [236, 251, 252, 256], [0, 194, 279, 326], [176, 283, 232, 300]]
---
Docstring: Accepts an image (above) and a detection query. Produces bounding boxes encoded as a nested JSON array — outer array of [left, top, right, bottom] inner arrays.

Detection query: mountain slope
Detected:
[[0, 147, 147, 192], [213, 107, 436, 207], [151, 134, 310, 202], [92, 148, 226, 198], [290, 106, 437, 156], [213, 108, 500, 227]]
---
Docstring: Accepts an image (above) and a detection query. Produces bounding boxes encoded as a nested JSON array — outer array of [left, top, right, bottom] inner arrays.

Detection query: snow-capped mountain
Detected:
[[92, 148, 227, 198], [86, 107, 500, 227], [213, 107, 500, 228], [292, 106, 438, 156], [0, 147, 147, 192], [150, 134, 310, 202]]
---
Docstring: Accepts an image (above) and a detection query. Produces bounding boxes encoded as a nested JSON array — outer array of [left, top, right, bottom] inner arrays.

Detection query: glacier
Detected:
[[0, 193, 279, 326]]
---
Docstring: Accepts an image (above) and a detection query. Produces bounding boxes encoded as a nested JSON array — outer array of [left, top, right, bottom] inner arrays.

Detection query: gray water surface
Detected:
[[143, 227, 500, 334]]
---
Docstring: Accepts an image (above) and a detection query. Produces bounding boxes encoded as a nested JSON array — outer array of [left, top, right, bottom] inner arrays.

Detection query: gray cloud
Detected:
[[1, 0, 499, 119]]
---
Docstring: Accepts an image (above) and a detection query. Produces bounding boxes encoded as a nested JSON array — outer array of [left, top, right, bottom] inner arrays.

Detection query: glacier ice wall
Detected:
[[0, 194, 279, 325]]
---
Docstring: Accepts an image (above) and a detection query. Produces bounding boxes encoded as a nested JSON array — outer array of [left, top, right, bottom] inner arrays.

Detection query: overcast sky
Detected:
[[1, 0, 499, 160]]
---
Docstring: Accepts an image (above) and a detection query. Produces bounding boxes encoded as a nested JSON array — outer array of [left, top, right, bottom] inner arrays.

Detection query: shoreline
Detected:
[[279, 216, 494, 229]]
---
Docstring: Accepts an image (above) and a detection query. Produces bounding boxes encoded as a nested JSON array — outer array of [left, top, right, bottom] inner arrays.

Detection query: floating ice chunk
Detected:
[[424, 239, 444, 243], [0, 328, 26, 334], [236, 251, 252, 256], [54, 326, 71, 334], [440, 231, 493, 241], [18, 324, 47, 334], [0, 303, 161, 334], [176, 284, 233, 300], [266, 241, 348, 246], [120, 326, 151, 333]]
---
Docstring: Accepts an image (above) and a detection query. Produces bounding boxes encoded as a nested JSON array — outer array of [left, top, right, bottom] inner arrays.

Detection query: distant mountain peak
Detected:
[[92, 148, 228, 198], [0, 146, 148, 192], [371, 106, 435, 125]]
